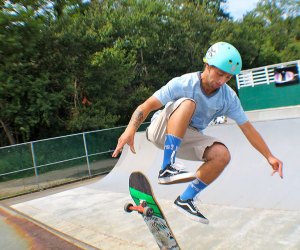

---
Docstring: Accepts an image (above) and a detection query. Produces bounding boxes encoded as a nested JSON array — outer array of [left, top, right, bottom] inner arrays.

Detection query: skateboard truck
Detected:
[[124, 200, 154, 217]]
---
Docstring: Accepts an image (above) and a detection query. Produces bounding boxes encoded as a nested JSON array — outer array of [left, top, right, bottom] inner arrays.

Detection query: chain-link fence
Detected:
[[0, 123, 149, 199]]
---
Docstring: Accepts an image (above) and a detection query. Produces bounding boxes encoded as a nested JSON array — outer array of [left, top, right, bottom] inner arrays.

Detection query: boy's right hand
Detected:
[[112, 131, 136, 158]]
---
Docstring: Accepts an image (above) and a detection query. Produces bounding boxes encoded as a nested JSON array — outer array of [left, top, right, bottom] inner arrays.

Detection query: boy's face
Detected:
[[207, 65, 233, 89]]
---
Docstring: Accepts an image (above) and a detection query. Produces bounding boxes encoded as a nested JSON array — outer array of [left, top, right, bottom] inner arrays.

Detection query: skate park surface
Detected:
[[8, 106, 300, 249]]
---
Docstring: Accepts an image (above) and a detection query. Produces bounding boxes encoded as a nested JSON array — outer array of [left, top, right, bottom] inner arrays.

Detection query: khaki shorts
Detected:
[[146, 98, 224, 161]]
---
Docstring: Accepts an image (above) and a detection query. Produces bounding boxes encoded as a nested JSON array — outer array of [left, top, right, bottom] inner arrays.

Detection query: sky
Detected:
[[224, 0, 260, 20]]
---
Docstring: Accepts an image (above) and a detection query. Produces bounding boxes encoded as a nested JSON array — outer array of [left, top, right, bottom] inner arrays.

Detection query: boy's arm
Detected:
[[239, 121, 283, 178], [112, 96, 162, 157]]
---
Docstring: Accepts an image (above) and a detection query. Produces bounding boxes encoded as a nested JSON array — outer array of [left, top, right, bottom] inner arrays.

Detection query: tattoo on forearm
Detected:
[[130, 109, 144, 129]]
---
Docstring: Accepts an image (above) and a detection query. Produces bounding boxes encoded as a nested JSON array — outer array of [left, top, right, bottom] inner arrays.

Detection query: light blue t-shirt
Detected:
[[152, 72, 248, 132]]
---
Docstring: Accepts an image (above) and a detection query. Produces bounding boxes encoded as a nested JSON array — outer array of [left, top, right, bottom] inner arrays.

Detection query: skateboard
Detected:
[[124, 171, 180, 250]]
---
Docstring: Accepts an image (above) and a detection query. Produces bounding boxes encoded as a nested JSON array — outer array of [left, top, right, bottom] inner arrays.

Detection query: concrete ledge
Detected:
[[224, 105, 300, 124], [246, 105, 300, 122]]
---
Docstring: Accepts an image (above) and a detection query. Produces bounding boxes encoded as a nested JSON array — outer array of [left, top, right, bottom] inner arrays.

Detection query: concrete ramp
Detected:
[[11, 116, 300, 249]]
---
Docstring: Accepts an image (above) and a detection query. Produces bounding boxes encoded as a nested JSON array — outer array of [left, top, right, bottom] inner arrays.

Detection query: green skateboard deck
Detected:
[[125, 171, 180, 250]]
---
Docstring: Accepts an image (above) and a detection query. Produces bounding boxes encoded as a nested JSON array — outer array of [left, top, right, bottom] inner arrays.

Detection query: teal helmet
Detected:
[[203, 42, 242, 75]]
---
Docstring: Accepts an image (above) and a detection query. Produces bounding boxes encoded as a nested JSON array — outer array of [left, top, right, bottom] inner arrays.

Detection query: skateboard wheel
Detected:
[[143, 207, 153, 217], [140, 200, 147, 207], [124, 202, 133, 213]]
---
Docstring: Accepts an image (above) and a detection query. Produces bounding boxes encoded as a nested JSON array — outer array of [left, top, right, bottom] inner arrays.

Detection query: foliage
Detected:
[[0, 0, 299, 146]]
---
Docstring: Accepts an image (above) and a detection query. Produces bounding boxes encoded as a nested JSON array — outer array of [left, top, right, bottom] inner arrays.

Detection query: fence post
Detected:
[[251, 71, 254, 87], [30, 142, 40, 188], [83, 133, 92, 177], [297, 60, 300, 81], [236, 74, 240, 89]]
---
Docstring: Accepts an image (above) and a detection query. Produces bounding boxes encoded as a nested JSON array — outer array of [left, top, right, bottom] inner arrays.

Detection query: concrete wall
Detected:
[[238, 81, 300, 111]]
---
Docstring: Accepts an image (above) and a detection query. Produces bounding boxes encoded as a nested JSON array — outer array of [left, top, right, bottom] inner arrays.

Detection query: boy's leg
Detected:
[[174, 142, 231, 224], [147, 98, 196, 184], [147, 97, 196, 150]]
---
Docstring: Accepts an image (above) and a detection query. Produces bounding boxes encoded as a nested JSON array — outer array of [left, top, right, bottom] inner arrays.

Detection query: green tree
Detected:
[[1, 0, 297, 146], [0, 1, 51, 143], [188, 0, 230, 19], [280, 16, 300, 61], [250, 0, 300, 63], [0, 0, 91, 144]]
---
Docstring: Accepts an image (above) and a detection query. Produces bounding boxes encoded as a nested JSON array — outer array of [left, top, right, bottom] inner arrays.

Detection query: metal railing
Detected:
[[236, 60, 300, 89], [0, 123, 149, 199]]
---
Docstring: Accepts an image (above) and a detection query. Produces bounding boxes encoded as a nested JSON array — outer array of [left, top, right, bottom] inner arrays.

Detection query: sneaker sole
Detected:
[[172, 204, 209, 224], [158, 173, 196, 184]]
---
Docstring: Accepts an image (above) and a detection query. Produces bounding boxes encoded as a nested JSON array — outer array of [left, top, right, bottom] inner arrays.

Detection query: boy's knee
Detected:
[[171, 99, 196, 119], [204, 143, 231, 166], [181, 99, 196, 110]]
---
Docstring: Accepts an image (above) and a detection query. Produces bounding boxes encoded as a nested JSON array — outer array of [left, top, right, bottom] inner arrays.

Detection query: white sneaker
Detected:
[[173, 196, 209, 224], [158, 163, 195, 184]]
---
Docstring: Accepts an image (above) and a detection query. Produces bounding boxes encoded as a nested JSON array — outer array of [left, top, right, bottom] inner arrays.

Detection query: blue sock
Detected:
[[161, 134, 182, 170], [180, 178, 207, 201]]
